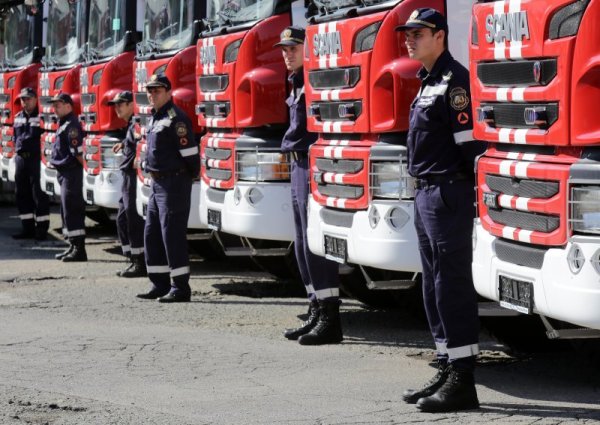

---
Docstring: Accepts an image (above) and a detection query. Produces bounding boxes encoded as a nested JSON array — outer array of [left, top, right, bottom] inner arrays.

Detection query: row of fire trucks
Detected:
[[1, 0, 599, 347]]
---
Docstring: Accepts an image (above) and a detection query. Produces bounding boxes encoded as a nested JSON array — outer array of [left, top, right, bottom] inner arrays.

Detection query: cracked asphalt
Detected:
[[0, 203, 599, 424]]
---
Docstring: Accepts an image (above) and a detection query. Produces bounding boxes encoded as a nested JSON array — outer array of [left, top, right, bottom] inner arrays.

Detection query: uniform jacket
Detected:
[[281, 70, 317, 153], [14, 107, 42, 156], [50, 112, 84, 169], [407, 50, 486, 178], [120, 116, 140, 171], [144, 100, 199, 177]]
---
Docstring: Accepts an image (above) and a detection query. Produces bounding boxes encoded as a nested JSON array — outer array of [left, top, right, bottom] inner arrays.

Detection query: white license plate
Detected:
[[207, 209, 221, 231], [499, 275, 533, 315], [324, 234, 347, 264]]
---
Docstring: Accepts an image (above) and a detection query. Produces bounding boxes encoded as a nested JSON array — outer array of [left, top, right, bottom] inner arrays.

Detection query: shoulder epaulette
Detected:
[[167, 108, 177, 119], [442, 70, 453, 82]]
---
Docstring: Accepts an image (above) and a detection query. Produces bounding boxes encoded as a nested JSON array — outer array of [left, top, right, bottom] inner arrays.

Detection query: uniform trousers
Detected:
[[14, 154, 50, 231], [57, 165, 86, 238], [116, 169, 144, 256], [291, 156, 339, 301], [414, 179, 479, 370], [144, 173, 191, 296]]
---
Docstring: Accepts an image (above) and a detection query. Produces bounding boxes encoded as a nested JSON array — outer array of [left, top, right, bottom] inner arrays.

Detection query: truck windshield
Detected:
[[3, 5, 36, 68], [141, 0, 194, 54], [88, 0, 128, 59], [46, 0, 87, 67], [315, 0, 391, 14], [206, 0, 276, 29]]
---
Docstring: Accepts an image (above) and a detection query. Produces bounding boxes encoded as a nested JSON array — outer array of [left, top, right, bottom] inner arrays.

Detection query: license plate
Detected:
[[45, 181, 54, 194], [324, 234, 347, 264], [499, 275, 533, 314], [1, 169, 7, 180], [483, 191, 499, 209], [85, 189, 94, 205], [142, 203, 147, 217], [207, 209, 221, 230]]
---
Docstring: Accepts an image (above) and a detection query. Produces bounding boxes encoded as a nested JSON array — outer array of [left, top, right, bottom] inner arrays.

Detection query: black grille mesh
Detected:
[[477, 59, 557, 87], [315, 158, 363, 173], [488, 209, 559, 232], [317, 183, 363, 199], [495, 238, 547, 269], [486, 175, 559, 198]]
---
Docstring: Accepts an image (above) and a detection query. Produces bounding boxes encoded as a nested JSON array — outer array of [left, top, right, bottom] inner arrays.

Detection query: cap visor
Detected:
[[395, 22, 429, 31], [274, 40, 301, 48]]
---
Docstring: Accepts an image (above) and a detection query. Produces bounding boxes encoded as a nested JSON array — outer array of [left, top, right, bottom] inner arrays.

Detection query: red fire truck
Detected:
[[471, 0, 600, 338], [197, 0, 301, 266], [79, 0, 141, 213], [39, 0, 89, 199], [0, 1, 44, 187], [303, 0, 471, 302], [134, 0, 204, 229]]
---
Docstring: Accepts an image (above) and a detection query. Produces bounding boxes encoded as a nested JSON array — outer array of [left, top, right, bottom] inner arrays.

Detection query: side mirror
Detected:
[[124, 31, 142, 52], [192, 20, 205, 41], [32, 46, 45, 62]]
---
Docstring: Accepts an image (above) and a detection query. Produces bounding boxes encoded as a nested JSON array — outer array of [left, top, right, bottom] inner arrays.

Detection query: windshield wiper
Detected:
[[136, 38, 160, 56]]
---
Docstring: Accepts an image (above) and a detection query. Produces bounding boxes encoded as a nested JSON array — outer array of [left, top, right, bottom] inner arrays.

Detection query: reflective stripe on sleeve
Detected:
[[180, 146, 199, 157], [453, 130, 474, 145]]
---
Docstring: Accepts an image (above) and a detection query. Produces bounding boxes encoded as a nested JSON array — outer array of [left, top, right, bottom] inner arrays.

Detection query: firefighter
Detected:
[[396, 9, 486, 413], [49, 93, 87, 262], [109, 91, 146, 278], [135, 74, 199, 303], [12, 87, 50, 240], [275, 27, 342, 346]]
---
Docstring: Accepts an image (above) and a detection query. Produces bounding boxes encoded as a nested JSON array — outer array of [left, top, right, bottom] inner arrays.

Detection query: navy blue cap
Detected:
[[274, 26, 305, 47], [396, 8, 448, 32], [18, 87, 37, 99], [107, 90, 133, 105], [49, 92, 73, 105], [145, 73, 172, 91]]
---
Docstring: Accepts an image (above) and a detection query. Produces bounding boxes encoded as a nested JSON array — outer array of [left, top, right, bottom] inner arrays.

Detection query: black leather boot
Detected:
[[402, 361, 448, 404], [62, 236, 88, 262], [416, 365, 479, 413], [12, 219, 35, 239], [55, 241, 74, 260], [298, 299, 343, 345], [284, 300, 319, 340], [119, 254, 147, 278]]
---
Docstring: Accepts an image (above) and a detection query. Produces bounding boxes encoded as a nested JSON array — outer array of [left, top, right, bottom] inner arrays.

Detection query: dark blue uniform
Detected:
[[116, 118, 144, 257], [282, 70, 339, 301], [13, 107, 50, 236], [408, 50, 486, 370], [50, 112, 86, 240], [144, 100, 199, 297]]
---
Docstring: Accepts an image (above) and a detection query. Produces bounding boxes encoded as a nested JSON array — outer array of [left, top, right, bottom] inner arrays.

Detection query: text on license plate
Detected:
[[324, 235, 347, 264]]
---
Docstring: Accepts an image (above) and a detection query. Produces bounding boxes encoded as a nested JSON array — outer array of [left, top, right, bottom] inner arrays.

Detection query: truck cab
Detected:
[[134, 0, 204, 228], [471, 0, 600, 336], [0, 1, 44, 186], [80, 0, 141, 211], [39, 0, 88, 198], [304, 0, 471, 295]]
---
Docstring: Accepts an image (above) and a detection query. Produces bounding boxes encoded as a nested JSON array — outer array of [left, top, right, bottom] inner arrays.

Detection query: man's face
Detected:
[[281, 44, 304, 72], [404, 28, 443, 63], [146, 87, 171, 110], [114, 101, 134, 120], [52, 100, 72, 118], [20, 96, 37, 114]]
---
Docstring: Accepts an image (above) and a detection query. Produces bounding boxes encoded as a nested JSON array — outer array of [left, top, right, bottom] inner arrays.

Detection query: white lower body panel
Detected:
[[83, 170, 122, 209], [40, 163, 61, 197], [0, 155, 15, 182], [306, 197, 421, 272], [473, 221, 600, 330]]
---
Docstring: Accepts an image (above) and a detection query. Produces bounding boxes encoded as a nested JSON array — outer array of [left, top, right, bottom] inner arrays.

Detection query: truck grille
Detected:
[[308, 67, 360, 89], [486, 175, 559, 198], [201, 135, 235, 190], [80, 93, 96, 106], [199, 74, 229, 92], [477, 59, 557, 87], [488, 208, 559, 233], [495, 238, 548, 269], [312, 100, 362, 121], [134, 92, 150, 107], [315, 158, 363, 173], [480, 102, 558, 129]]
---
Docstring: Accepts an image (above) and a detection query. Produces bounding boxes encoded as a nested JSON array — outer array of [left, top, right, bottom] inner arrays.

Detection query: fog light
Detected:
[[567, 244, 585, 274], [106, 172, 116, 185], [233, 186, 241, 205], [477, 106, 495, 125], [246, 187, 263, 205], [368, 205, 380, 229], [385, 207, 409, 230], [591, 249, 600, 275]]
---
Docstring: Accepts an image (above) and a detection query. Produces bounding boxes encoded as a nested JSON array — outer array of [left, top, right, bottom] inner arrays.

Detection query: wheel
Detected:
[[480, 314, 569, 354], [339, 265, 423, 312]]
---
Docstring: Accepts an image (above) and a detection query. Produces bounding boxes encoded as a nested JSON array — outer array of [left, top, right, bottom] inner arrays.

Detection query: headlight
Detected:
[[236, 151, 290, 182], [371, 161, 415, 200], [571, 186, 600, 235], [101, 146, 122, 169], [385, 207, 410, 230]]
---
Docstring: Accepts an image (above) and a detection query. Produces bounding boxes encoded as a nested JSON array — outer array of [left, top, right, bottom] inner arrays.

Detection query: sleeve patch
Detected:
[[71, 138, 78, 146], [458, 112, 470, 125], [68, 128, 79, 139], [175, 122, 188, 137], [179, 137, 189, 146], [450, 87, 469, 111]]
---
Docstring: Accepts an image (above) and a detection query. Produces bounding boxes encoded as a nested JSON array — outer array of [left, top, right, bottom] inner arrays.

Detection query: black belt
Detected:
[[414, 172, 471, 190], [17, 152, 33, 159], [290, 151, 308, 161], [149, 169, 188, 180]]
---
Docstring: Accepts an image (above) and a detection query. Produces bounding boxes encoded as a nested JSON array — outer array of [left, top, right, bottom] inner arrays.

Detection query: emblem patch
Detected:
[[408, 10, 419, 21], [175, 122, 188, 137], [450, 87, 469, 111], [71, 139, 78, 146], [180, 137, 188, 146], [68, 128, 79, 139], [458, 112, 470, 125], [283, 29, 292, 39]]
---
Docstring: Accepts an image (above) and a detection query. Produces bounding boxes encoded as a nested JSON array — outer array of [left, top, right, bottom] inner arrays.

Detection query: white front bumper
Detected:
[[473, 221, 600, 330], [200, 181, 294, 241], [306, 197, 421, 272], [40, 163, 61, 197], [136, 179, 205, 229], [83, 169, 122, 209], [0, 155, 15, 182]]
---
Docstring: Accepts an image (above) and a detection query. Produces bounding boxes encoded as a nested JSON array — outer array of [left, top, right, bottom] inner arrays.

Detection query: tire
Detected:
[[339, 265, 423, 312]]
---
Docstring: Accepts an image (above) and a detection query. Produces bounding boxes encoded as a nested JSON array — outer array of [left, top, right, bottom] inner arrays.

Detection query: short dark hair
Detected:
[[432, 28, 448, 49]]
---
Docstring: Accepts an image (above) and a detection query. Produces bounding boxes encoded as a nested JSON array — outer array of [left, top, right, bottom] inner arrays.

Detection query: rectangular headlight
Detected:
[[101, 147, 121, 169], [371, 161, 415, 200], [236, 151, 290, 182], [571, 186, 600, 235]]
